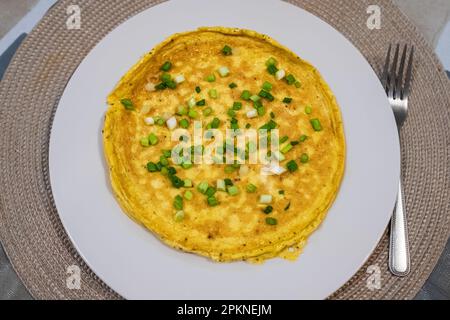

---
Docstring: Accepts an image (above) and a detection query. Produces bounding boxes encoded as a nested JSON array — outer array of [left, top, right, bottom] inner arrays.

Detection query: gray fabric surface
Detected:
[[0, 36, 448, 301]]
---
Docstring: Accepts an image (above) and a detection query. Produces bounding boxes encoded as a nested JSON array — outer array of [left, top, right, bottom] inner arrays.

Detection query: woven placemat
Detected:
[[0, 0, 449, 300]]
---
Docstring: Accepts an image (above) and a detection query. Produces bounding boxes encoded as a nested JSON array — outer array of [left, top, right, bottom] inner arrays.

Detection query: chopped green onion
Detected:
[[285, 74, 296, 85], [281, 143, 293, 154], [279, 190, 285, 195], [241, 90, 251, 101], [196, 99, 206, 106], [310, 119, 323, 131], [230, 117, 239, 130], [195, 86, 201, 93], [224, 165, 236, 174], [258, 90, 275, 101], [168, 167, 177, 175], [205, 186, 217, 198], [299, 135, 308, 142], [160, 156, 169, 167], [146, 162, 158, 172], [176, 105, 187, 116], [218, 66, 230, 77], [246, 183, 257, 193], [184, 179, 193, 188], [188, 109, 199, 119], [160, 166, 168, 176], [163, 150, 172, 158], [155, 82, 167, 90], [140, 137, 150, 147], [222, 45, 232, 56], [161, 73, 171, 83], [253, 99, 263, 109], [227, 185, 239, 196], [148, 133, 159, 146], [250, 95, 261, 102], [257, 106, 266, 116], [179, 118, 190, 129], [187, 97, 196, 108], [259, 194, 272, 204], [217, 179, 226, 191], [197, 181, 209, 194], [262, 81, 273, 91], [283, 97, 293, 104], [208, 89, 218, 99], [279, 136, 289, 144], [295, 81, 302, 88], [207, 196, 219, 207], [184, 191, 193, 200], [225, 108, 236, 117], [169, 175, 184, 189], [206, 74, 216, 82], [229, 82, 238, 89], [156, 117, 165, 126], [290, 141, 300, 146], [174, 195, 183, 210], [266, 57, 278, 67], [259, 120, 277, 131], [120, 98, 134, 111], [181, 161, 193, 169], [263, 206, 273, 214], [265, 217, 278, 226], [203, 107, 213, 116], [174, 211, 185, 222], [286, 160, 298, 172], [224, 178, 233, 186], [245, 123, 251, 129], [300, 153, 309, 164], [270, 112, 275, 119], [273, 151, 285, 161], [305, 106, 312, 114], [232, 102, 242, 110], [160, 61, 172, 71], [211, 117, 221, 129], [267, 64, 278, 75]]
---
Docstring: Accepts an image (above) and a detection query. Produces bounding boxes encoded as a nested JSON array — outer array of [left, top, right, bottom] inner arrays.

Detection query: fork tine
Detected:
[[388, 44, 400, 97], [402, 46, 414, 99], [395, 44, 408, 99], [381, 44, 392, 92]]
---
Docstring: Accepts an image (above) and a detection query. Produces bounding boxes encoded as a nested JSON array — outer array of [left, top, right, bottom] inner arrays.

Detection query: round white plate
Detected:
[[49, 0, 400, 299]]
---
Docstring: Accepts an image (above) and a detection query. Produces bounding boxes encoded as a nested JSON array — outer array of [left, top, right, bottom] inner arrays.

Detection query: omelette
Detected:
[[103, 27, 345, 263]]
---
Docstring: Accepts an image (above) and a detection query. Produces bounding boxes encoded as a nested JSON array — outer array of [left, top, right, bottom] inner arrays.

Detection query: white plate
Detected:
[[49, 0, 400, 299]]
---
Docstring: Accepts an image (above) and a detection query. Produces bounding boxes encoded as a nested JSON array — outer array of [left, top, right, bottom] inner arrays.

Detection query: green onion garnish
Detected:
[[188, 109, 198, 119], [305, 106, 312, 114], [262, 81, 273, 91], [229, 82, 238, 89], [286, 160, 298, 172], [283, 97, 293, 104], [278, 190, 285, 195], [290, 141, 300, 146], [227, 185, 239, 196], [216, 179, 226, 191], [246, 183, 257, 193], [211, 117, 221, 129], [230, 117, 239, 130], [222, 45, 232, 56], [310, 119, 323, 131], [184, 179, 193, 188], [140, 137, 150, 147], [270, 112, 275, 119], [156, 117, 165, 126], [155, 83, 167, 90], [279, 136, 289, 144], [179, 118, 190, 129], [174, 211, 185, 222], [265, 217, 278, 226], [300, 153, 309, 164], [160, 61, 172, 72], [146, 162, 158, 172], [161, 167, 168, 176], [207, 196, 219, 207], [205, 186, 217, 198], [184, 191, 193, 200], [241, 90, 251, 101], [232, 102, 242, 110], [208, 89, 218, 99], [245, 123, 251, 129], [206, 74, 216, 82], [267, 64, 278, 75], [176, 105, 187, 116], [197, 181, 209, 194], [169, 175, 184, 189], [181, 161, 193, 169], [173, 195, 184, 210], [263, 206, 273, 214], [161, 73, 171, 83], [203, 107, 213, 116], [227, 109, 236, 117], [257, 106, 265, 116], [120, 98, 134, 111], [168, 167, 177, 175], [160, 156, 169, 167], [295, 81, 301, 88], [259, 120, 277, 131], [285, 74, 296, 85], [195, 86, 201, 93], [163, 150, 172, 158], [266, 57, 278, 67], [258, 90, 275, 101], [281, 143, 293, 154], [250, 95, 261, 102], [148, 133, 159, 146], [196, 99, 206, 106], [224, 165, 236, 174], [224, 178, 234, 186]]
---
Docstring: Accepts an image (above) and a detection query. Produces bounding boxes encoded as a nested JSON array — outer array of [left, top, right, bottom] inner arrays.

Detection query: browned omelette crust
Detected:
[[104, 27, 345, 262]]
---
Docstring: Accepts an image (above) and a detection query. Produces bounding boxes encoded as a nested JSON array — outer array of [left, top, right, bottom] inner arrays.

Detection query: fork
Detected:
[[381, 44, 414, 277]]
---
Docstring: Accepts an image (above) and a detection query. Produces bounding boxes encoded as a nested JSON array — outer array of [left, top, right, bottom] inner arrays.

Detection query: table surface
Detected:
[[0, 0, 449, 300]]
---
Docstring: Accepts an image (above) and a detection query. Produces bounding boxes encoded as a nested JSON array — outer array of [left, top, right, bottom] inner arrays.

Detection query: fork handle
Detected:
[[389, 181, 410, 276]]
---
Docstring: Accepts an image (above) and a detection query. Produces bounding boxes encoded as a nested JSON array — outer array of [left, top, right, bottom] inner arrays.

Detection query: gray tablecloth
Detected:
[[0, 34, 448, 301]]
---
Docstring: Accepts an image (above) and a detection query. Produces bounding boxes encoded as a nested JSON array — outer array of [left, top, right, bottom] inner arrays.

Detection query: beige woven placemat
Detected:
[[0, 0, 449, 300]]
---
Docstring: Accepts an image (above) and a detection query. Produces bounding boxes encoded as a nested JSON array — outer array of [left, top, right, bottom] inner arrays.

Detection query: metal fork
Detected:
[[381, 44, 414, 277]]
